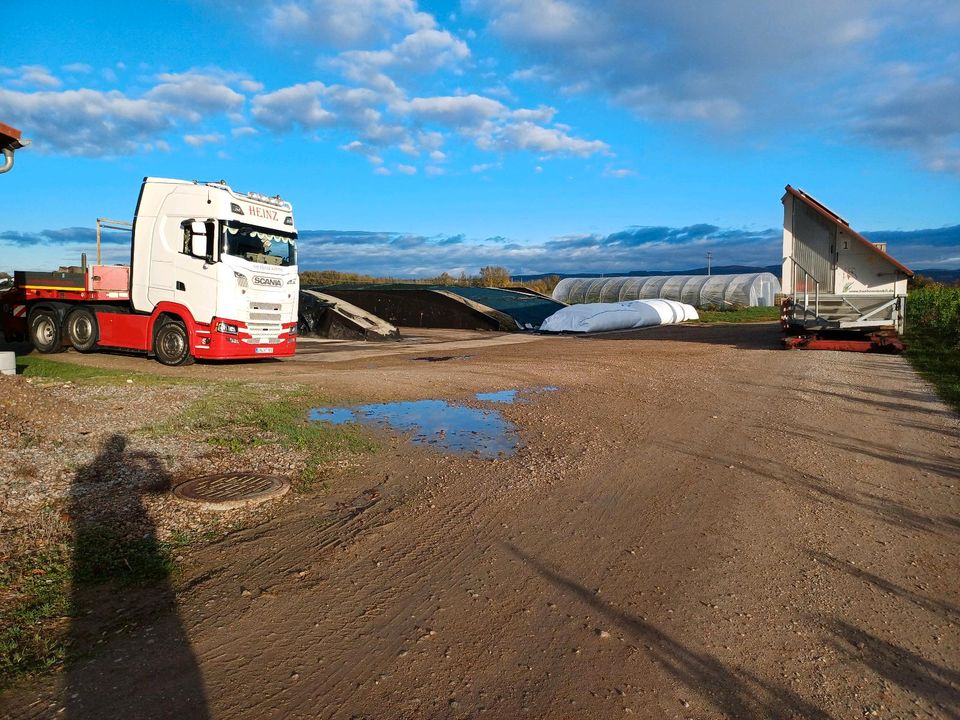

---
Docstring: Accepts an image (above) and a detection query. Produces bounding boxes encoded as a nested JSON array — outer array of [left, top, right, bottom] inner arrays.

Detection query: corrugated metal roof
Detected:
[[783, 185, 913, 277]]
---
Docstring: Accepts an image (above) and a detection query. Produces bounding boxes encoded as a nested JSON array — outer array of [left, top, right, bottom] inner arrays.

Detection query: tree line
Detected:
[[299, 267, 562, 296]]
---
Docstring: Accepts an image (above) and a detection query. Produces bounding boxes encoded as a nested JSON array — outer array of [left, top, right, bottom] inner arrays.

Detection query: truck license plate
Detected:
[[255, 347, 274, 354]]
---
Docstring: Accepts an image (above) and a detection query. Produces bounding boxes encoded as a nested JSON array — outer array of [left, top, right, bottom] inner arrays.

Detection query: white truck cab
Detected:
[[132, 178, 299, 356]]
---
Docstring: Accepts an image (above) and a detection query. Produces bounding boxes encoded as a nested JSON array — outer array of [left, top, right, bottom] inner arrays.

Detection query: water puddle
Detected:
[[309, 387, 558, 458], [309, 400, 518, 458], [475, 389, 518, 403], [474, 386, 559, 404]]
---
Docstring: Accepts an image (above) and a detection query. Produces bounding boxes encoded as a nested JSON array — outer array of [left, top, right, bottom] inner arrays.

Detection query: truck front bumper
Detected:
[[192, 318, 297, 360]]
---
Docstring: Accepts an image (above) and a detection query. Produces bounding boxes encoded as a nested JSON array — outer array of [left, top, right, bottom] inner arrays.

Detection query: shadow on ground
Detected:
[[827, 619, 959, 716], [567, 321, 783, 351], [64, 434, 209, 719], [507, 543, 832, 719]]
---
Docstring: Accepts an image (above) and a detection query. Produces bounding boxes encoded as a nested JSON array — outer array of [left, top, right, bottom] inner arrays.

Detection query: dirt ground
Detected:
[[2, 322, 958, 719]]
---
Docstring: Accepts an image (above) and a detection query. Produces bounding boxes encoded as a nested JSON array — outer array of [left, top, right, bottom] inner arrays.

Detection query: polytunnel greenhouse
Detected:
[[551, 273, 781, 308]]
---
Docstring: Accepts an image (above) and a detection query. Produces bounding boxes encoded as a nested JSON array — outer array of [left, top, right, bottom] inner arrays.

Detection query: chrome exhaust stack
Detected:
[[0, 122, 30, 175]]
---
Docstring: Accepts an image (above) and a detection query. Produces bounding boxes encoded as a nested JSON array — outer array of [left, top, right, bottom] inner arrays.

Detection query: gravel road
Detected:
[[2, 322, 958, 719]]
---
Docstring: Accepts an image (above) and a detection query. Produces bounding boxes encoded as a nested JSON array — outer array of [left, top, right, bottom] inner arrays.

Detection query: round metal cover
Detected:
[[173, 473, 290, 510]]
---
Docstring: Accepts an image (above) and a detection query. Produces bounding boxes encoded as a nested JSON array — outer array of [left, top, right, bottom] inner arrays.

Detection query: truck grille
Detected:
[[244, 301, 285, 344]]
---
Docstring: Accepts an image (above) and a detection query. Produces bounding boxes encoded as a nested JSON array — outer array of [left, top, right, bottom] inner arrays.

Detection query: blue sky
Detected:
[[2, 0, 958, 276]]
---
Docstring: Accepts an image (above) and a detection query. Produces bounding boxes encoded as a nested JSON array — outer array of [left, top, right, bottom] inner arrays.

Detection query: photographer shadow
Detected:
[[66, 434, 209, 719]]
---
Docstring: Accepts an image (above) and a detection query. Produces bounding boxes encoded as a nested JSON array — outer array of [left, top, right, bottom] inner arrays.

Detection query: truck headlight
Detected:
[[215, 321, 239, 334]]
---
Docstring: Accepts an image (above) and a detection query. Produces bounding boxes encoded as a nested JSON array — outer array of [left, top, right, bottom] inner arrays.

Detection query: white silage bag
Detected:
[[540, 299, 698, 333]]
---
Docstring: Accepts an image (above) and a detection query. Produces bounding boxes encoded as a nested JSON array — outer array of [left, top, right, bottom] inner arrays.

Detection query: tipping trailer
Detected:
[[0, 177, 300, 365], [779, 185, 912, 352]]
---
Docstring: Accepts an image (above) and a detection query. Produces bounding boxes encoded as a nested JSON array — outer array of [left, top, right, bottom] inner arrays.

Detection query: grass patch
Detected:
[[148, 384, 376, 490], [14, 355, 183, 386], [0, 545, 71, 684], [0, 528, 177, 689], [694, 306, 781, 323], [905, 285, 960, 413]]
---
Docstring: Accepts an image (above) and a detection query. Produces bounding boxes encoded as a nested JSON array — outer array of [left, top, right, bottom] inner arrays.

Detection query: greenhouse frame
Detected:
[[551, 273, 781, 308]]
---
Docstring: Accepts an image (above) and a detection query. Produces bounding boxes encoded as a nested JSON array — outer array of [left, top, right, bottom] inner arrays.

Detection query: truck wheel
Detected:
[[65, 308, 99, 353], [154, 320, 194, 366], [28, 309, 64, 354]]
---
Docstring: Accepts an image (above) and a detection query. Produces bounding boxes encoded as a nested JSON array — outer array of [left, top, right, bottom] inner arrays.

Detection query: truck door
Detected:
[[174, 220, 219, 325]]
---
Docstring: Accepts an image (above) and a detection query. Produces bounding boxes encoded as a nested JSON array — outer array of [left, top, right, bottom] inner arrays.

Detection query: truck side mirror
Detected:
[[189, 221, 208, 259]]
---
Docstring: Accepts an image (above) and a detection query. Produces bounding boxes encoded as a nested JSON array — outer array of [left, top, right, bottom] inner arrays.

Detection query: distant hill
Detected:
[[915, 269, 960, 284], [515, 266, 960, 285], [514, 265, 781, 281]]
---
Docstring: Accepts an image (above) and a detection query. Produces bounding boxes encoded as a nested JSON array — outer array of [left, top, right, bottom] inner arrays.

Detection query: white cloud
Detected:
[[6, 65, 62, 89], [465, 0, 960, 171], [845, 57, 960, 174], [510, 106, 556, 123], [480, 0, 586, 42], [339, 27, 469, 76], [478, 120, 609, 156], [62, 63, 93, 74], [425, 164, 445, 175], [341, 139, 384, 163], [509, 65, 555, 83], [251, 81, 336, 131], [268, 0, 435, 48], [0, 87, 172, 156], [184, 132, 224, 147], [231, 126, 258, 137], [395, 94, 506, 126], [146, 71, 245, 119], [469, 1, 912, 126], [0, 69, 258, 157], [396, 163, 417, 174]]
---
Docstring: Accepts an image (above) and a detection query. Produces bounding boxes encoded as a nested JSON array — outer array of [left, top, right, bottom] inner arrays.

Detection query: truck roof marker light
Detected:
[[231, 202, 244, 215], [245, 191, 292, 210]]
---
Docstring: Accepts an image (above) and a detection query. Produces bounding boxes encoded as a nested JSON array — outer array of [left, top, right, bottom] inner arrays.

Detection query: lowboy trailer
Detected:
[[0, 177, 300, 365]]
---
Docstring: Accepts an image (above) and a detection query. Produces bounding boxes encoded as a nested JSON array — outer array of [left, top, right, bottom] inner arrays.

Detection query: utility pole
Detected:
[[706, 251, 713, 276]]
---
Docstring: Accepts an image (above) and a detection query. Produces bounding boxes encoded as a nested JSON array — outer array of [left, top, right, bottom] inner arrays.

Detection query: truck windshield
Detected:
[[222, 222, 297, 267]]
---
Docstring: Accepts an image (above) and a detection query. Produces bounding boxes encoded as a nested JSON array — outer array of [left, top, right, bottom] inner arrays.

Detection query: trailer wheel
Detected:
[[28, 309, 65, 354], [154, 319, 194, 366], [65, 308, 98, 353]]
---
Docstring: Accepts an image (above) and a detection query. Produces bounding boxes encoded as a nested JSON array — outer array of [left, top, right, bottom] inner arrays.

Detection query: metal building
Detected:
[[552, 273, 780, 308]]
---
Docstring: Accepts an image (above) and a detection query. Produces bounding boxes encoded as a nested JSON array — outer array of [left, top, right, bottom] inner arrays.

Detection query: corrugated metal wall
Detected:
[[791, 201, 835, 292]]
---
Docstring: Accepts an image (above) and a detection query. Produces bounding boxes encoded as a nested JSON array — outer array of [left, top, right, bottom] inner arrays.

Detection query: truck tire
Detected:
[[65, 307, 99, 353], [154, 319, 194, 366], [28, 309, 65, 354]]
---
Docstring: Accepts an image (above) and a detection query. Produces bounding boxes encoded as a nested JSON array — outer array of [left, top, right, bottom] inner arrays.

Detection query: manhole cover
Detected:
[[173, 473, 290, 510]]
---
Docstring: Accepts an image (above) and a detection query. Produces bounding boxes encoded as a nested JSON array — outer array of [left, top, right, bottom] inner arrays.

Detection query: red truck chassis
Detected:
[[1, 271, 296, 361]]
